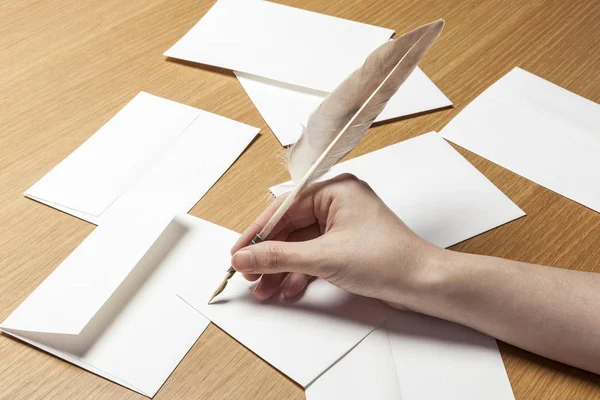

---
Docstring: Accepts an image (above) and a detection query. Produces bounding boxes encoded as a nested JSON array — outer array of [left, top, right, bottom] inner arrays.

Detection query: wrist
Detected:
[[395, 245, 461, 316]]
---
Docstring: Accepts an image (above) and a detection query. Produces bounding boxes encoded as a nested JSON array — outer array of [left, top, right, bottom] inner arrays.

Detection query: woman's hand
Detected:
[[231, 173, 600, 376], [230, 173, 443, 307]]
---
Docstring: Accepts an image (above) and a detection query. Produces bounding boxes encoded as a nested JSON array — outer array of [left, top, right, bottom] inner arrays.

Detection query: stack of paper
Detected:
[[26, 92, 259, 224], [441, 67, 600, 213], [165, 0, 451, 145]]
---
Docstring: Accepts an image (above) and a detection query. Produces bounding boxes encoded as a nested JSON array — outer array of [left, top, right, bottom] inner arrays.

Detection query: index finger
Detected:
[[230, 193, 289, 255], [230, 182, 325, 255]]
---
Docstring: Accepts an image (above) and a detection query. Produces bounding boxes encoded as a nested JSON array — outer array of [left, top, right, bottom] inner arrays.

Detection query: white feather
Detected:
[[259, 20, 445, 239]]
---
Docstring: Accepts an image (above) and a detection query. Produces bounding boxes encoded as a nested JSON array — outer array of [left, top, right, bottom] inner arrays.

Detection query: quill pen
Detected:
[[209, 19, 445, 303]]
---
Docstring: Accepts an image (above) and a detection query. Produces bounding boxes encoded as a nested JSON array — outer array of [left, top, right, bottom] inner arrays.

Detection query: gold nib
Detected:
[[208, 266, 236, 304], [209, 233, 264, 304]]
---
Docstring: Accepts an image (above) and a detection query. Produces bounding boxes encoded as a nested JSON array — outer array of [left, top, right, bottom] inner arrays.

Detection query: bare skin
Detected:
[[230, 174, 600, 375]]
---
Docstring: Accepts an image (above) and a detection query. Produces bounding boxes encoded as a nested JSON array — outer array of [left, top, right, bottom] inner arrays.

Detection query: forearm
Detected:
[[409, 249, 600, 374]]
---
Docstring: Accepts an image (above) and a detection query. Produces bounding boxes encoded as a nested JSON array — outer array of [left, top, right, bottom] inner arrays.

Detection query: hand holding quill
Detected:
[[208, 19, 445, 303]]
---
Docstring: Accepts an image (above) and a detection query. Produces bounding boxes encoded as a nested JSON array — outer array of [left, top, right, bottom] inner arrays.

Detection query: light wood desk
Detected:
[[1, 0, 599, 398]]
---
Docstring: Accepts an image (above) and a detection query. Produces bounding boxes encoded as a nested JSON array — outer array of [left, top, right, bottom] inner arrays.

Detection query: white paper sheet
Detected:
[[386, 312, 514, 400], [1, 210, 211, 397], [171, 214, 393, 387], [26, 92, 259, 224], [305, 326, 403, 400], [236, 68, 452, 146], [271, 132, 525, 249], [440, 67, 600, 213], [164, 0, 394, 92]]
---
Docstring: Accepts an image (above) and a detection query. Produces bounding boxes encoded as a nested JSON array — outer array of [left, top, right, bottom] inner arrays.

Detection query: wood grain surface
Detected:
[[1, 0, 599, 398]]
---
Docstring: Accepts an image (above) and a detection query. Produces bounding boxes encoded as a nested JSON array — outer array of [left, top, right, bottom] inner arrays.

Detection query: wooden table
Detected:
[[1, 0, 599, 398]]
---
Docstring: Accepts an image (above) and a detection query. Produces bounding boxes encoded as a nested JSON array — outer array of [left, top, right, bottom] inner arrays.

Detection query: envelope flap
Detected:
[[24, 92, 201, 219], [1, 210, 175, 335]]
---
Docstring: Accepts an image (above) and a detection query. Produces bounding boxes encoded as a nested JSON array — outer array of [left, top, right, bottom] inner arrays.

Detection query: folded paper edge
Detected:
[[235, 68, 453, 148], [24, 193, 100, 225], [0, 328, 152, 397], [0, 211, 176, 335]]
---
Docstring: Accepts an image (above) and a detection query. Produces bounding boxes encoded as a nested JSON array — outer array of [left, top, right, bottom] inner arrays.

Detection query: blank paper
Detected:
[[174, 214, 393, 387], [440, 67, 600, 213], [164, 0, 394, 92]]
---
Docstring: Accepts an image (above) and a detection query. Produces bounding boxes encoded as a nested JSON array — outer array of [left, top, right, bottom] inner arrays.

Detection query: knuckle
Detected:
[[336, 172, 360, 183], [249, 222, 263, 235], [360, 179, 374, 192], [270, 193, 287, 209], [321, 173, 362, 197], [310, 243, 345, 280], [279, 211, 292, 228], [338, 174, 363, 192], [307, 244, 333, 276], [265, 245, 287, 271]]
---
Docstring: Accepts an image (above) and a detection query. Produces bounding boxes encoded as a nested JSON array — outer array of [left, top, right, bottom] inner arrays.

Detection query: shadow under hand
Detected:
[[222, 278, 392, 328], [386, 310, 497, 349]]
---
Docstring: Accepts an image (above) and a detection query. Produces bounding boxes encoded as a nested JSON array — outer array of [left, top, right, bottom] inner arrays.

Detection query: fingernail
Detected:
[[282, 283, 293, 298], [232, 250, 254, 272]]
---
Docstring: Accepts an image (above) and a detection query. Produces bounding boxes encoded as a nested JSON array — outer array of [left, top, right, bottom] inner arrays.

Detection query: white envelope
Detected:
[[26, 92, 259, 224], [386, 312, 514, 400], [0, 209, 211, 397], [305, 326, 403, 400], [235, 68, 452, 146], [271, 132, 525, 249], [440, 67, 600, 213], [164, 0, 394, 92], [308, 312, 515, 400]]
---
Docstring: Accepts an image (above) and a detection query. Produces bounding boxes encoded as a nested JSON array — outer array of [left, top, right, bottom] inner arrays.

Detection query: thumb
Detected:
[[231, 240, 324, 276]]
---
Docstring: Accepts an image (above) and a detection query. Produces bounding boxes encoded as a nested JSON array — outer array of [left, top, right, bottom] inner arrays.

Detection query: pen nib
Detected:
[[208, 266, 236, 304]]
